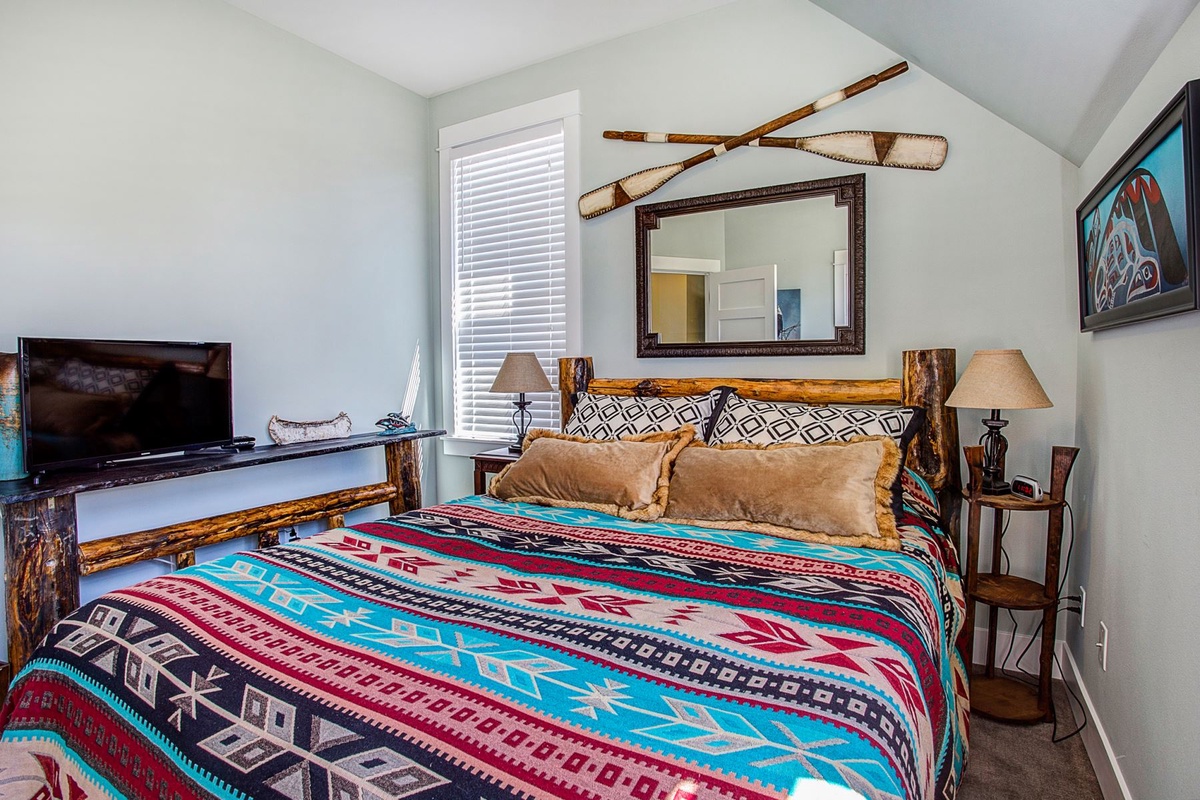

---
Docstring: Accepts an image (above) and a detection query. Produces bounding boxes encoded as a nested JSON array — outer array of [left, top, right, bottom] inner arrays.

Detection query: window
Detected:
[[440, 93, 580, 451]]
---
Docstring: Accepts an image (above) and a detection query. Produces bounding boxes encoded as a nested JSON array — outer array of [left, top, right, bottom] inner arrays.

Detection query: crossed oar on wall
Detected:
[[579, 61, 948, 219]]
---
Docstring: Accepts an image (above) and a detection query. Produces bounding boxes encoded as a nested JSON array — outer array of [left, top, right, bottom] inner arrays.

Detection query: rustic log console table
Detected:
[[0, 429, 443, 674]]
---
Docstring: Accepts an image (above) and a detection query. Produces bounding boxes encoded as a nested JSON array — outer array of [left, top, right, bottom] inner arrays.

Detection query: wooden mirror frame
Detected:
[[635, 174, 866, 357]]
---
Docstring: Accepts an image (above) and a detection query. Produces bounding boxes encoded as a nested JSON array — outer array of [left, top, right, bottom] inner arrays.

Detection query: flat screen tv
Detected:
[[18, 338, 233, 473]]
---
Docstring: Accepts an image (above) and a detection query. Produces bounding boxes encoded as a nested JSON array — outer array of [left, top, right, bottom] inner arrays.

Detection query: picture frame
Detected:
[[777, 288, 802, 340], [1077, 79, 1200, 332]]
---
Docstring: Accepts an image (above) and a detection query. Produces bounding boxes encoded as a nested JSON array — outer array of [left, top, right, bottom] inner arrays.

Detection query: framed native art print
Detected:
[[1078, 79, 1200, 332]]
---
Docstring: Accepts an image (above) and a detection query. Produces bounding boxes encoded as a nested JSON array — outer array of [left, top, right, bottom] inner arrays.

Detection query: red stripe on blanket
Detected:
[[6, 674, 209, 799]]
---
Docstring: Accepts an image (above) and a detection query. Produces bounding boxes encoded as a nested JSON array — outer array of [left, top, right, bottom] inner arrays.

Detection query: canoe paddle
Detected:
[[602, 129, 947, 171], [578, 61, 908, 219]]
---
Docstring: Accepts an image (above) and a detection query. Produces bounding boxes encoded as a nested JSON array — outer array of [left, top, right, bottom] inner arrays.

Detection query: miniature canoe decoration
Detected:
[[602, 129, 947, 171], [578, 60, 909, 219], [267, 412, 352, 445]]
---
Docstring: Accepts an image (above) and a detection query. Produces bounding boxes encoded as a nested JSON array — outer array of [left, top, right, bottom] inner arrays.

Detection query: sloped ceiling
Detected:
[[221, 0, 738, 98], [809, 0, 1200, 164], [222, 0, 1199, 164]]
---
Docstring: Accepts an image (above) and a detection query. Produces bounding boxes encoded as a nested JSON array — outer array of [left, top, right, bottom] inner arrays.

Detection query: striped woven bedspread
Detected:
[[0, 474, 966, 800]]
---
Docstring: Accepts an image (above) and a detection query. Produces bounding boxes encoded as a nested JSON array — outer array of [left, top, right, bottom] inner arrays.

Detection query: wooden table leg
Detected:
[[385, 438, 422, 515], [1039, 504, 1066, 721], [474, 464, 487, 495], [985, 507, 1004, 677], [3, 494, 80, 673], [963, 498, 982, 671]]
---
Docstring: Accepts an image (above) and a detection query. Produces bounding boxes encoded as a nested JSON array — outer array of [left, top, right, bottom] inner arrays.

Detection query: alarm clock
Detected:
[[1010, 475, 1043, 501]]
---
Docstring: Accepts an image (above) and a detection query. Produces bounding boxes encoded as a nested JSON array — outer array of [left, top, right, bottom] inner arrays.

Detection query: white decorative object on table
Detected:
[[267, 412, 352, 445]]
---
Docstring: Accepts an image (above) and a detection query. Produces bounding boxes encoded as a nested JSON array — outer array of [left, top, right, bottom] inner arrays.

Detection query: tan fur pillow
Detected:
[[28, 385, 124, 436], [488, 426, 695, 521], [661, 436, 902, 551]]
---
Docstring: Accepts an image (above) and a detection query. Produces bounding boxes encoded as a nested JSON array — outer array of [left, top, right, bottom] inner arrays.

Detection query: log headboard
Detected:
[[558, 348, 962, 534]]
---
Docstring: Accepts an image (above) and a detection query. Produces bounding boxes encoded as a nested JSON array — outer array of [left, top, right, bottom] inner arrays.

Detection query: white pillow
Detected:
[[564, 387, 730, 441], [709, 393, 920, 446]]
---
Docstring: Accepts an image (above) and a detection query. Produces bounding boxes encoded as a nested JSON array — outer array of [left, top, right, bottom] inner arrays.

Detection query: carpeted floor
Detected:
[[959, 679, 1103, 799]]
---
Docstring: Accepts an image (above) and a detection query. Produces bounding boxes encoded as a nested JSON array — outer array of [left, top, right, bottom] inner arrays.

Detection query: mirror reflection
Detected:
[[635, 175, 865, 357], [649, 198, 849, 343]]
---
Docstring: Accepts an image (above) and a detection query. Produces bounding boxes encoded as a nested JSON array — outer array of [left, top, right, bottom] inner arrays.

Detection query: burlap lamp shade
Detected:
[[490, 353, 553, 394], [945, 349, 1052, 411], [946, 349, 1051, 494]]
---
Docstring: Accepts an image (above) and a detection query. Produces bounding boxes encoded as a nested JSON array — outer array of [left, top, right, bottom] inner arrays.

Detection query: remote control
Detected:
[[222, 436, 256, 452]]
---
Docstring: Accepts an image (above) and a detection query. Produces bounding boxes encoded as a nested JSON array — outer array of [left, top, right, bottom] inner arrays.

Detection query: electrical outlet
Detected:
[[1097, 621, 1109, 671], [1079, 586, 1086, 628]]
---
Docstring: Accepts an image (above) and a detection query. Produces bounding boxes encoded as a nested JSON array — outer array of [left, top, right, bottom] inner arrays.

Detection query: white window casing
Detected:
[[439, 92, 581, 456]]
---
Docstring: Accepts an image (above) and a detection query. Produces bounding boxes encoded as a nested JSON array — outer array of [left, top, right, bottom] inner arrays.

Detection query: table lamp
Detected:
[[489, 352, 552, 453], [945, 349, 1052, 494]]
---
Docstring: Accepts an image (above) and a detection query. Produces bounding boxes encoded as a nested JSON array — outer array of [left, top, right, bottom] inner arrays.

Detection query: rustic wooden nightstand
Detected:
[[962, 444, 1078, 723], [471, 447, 519, 494]]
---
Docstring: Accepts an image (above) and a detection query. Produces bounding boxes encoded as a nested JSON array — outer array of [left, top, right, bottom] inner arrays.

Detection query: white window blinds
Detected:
[[450, 121, 566, 441]]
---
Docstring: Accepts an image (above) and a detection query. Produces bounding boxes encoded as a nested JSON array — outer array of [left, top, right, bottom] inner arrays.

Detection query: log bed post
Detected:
[[3, 495, 81, 675], [558, 356, 593, 431], [901, 348, 962, 536]]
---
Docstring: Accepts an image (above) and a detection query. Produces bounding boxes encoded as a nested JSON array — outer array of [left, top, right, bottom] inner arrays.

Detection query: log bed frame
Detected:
[[559, 347, 962, 533]]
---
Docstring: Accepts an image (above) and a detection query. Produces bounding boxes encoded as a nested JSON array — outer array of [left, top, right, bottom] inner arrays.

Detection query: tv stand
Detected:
[[0, 429, 442, 674]]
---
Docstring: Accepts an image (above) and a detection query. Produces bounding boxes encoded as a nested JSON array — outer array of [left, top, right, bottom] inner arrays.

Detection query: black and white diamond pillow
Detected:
[[56, 358, 156, 398], [709, 394, 919, 446], [564, 388, 728, 441]]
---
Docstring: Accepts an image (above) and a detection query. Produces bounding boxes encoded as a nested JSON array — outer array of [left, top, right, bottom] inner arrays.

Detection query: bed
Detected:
[[0, 350, 967, 800]]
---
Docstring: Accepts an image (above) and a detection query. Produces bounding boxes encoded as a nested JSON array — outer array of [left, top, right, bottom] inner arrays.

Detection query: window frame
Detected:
[[438, 91, 582, 457]]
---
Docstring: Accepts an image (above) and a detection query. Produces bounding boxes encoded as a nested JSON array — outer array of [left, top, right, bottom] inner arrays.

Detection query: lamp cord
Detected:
[[994, 500, 1086, 742]]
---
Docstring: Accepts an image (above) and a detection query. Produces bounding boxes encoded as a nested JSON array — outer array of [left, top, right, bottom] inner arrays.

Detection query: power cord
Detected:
[[1013, 500, 1076, 680], [1051, 649, 1088, 743], [993, 500, 1087, 742], [996, 510, 1040, 685], [994, 511, 1023, 674]]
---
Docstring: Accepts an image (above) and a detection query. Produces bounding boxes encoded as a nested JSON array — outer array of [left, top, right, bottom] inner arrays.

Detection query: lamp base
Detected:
[[979, 410, 1010, 495], [510, 394, 532, 455], [980, 475, 1011, 495]]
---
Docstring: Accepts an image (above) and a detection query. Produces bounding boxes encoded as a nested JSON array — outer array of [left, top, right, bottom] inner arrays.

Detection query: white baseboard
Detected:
[[969, 627, 1132, 799], [970, 625, 1064, 679], [1061, 646, 1133, 800]]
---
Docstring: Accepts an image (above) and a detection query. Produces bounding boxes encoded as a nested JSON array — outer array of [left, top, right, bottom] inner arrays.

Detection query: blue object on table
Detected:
[[375, 412, 416, 436], [0, 353, 28, 481]]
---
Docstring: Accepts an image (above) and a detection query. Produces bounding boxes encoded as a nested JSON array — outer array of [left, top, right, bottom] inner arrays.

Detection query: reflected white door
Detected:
[[833, 249, 849, 328], [705, 264, 778, 342]]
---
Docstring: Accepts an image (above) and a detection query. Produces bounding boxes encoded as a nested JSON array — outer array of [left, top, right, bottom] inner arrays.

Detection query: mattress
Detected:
[[0, 474, 966, 800]]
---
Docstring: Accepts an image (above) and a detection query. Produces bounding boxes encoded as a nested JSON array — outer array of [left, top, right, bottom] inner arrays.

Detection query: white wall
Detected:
[[0, 0, 432, 642], [429, 0, 1079, 595], [653, 210, 727, 262], [1069, 5, 1200, 798], [724, 199, 846, 338]]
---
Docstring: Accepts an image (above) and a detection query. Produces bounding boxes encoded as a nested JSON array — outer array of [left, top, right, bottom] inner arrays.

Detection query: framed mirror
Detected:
[[635, 174, 865, 357]]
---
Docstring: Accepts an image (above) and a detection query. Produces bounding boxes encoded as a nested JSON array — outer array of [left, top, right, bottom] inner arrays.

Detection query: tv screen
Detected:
[[19, 338, 233, 472]]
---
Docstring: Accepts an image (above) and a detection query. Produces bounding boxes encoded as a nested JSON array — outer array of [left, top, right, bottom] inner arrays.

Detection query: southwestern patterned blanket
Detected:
[[0, 474, 967, 800]]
